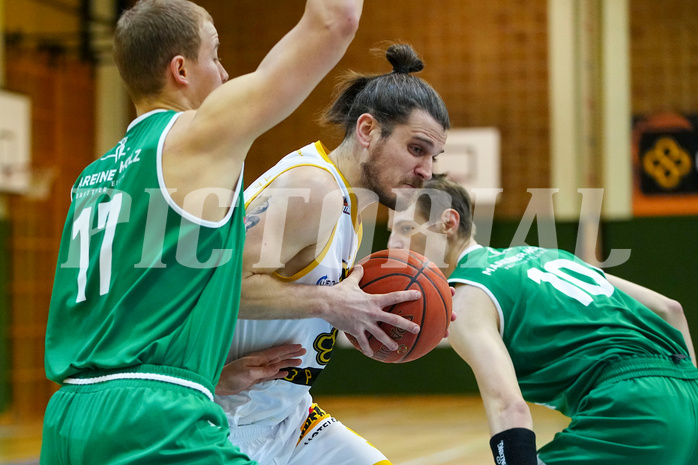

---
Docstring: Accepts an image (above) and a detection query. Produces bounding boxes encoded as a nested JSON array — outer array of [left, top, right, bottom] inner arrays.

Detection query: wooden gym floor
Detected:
[[0, 395, 569, 465]]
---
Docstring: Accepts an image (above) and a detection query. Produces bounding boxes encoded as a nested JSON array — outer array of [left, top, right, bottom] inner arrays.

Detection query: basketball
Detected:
[[345, 248, 452, 363]]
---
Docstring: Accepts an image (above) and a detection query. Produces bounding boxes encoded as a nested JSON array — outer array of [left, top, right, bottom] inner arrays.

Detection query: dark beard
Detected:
[[359, 149, 423, 212], [360, 159, 398, 210]]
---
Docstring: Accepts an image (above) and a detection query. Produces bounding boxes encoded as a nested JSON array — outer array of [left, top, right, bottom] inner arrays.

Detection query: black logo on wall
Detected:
[[635, 114, 698, 195]]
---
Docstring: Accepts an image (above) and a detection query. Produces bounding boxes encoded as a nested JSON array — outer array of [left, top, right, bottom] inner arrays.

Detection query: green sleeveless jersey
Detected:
[[46, 110, 245, 386], [448, 245, 689, 416]]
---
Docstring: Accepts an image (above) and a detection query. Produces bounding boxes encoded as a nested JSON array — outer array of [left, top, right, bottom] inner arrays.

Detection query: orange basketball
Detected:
[[345, 248, 452, 363]]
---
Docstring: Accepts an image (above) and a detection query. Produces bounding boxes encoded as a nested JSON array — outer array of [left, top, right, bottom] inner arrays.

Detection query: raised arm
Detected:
[[164, 0, 363, 219], [606, 273, 696, 366], [191, 0, 363, 153], [239, 166, 420, 356], [447, 284, 537, 465]]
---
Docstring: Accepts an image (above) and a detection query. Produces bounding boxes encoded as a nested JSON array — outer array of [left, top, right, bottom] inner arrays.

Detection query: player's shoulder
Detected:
[[269, 165, 343, 206], [274, 164, 337, 188]]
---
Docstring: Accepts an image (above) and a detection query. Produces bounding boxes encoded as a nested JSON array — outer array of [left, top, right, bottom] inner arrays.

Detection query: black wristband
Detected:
[[489, 428, 537, 465]]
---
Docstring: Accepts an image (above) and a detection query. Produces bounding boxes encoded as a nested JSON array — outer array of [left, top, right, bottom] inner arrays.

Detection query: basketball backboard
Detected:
[[435, 127, 501, 204], [0, 90, 31, 194]]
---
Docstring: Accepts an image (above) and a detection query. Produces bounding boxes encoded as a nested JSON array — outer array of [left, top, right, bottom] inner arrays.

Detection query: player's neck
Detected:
[[447, 237, 477, 276], [134, 93, 192, 116], [327, 143, 377, 214]]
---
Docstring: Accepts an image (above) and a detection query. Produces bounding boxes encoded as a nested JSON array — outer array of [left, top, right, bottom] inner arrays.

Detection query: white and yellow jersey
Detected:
[[216, 141, 361, 436]]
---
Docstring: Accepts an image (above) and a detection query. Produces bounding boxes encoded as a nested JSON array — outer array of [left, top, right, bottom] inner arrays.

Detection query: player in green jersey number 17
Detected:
[[41, 1, 364, 464]]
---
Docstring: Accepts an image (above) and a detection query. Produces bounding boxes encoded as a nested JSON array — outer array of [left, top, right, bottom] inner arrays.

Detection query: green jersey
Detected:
[[46, 109, 245, 387], [448, 245, 690, 416]]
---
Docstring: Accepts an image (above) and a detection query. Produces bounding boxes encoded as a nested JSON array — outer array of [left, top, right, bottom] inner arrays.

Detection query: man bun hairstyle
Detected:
[[322, 43, 450, 139], [387, 43, 424, 75]]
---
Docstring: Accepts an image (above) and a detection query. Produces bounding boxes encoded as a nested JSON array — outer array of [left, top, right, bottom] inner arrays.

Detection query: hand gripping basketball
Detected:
[[345, 249, 453, 363]]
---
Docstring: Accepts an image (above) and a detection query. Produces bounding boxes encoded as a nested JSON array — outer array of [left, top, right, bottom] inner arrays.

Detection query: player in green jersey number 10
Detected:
[[388, 174, 698, 465]]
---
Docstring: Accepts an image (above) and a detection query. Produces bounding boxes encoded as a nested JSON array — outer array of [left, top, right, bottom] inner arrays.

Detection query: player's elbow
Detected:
[[496, 400, 533, 431], [649, 293, 684, 322], [663, 298, 685, 320], [338, 3, 361, 39], [310, 0, 361, 42], [506, 400, 532, 420]]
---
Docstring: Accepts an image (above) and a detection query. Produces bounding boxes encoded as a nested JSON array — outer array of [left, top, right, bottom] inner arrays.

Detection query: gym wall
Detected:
[[1, 51, 95, 418]]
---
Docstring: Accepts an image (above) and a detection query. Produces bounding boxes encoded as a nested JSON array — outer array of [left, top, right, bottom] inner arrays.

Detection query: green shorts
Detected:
[[538, 355, 698, 465], [40, 365, 257, 465]]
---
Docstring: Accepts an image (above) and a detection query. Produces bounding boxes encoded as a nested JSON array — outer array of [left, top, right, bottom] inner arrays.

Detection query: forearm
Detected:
[[483, 394, 537, 465], [607, 274, 696, 364], [239, 272, 332, 320], [254, 0, 362, 90], [239, 265, 420, 355], [485, 398, 537, 465], [606, 274, 676, 316]]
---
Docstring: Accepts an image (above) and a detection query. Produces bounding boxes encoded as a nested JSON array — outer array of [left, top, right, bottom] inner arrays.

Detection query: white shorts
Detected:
[[229, 402, 390, 465]]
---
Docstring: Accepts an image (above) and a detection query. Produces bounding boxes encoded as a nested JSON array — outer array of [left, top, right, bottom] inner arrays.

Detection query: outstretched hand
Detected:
[[216, 344, 306, 396], [322, 265, 421, 357]]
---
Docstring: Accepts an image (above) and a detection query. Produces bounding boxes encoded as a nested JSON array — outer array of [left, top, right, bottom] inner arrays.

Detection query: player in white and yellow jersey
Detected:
[[217, 141, 365, 464], [215, 44, 451, 465]]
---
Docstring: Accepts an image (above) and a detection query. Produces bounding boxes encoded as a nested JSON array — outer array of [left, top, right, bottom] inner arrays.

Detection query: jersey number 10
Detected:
[[527, 258, 614, 306]]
